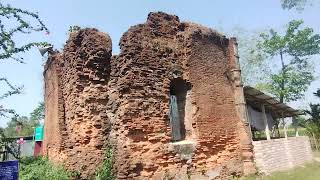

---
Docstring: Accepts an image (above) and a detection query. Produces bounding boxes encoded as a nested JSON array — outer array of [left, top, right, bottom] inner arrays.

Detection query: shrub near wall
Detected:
[[19, 156, 70, 180]]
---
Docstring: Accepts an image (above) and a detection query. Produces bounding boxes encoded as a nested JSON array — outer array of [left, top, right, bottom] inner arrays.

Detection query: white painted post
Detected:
[[245, 104, 253, 141], [282, 112, 287, 139], [261, 104, 271, 140], [293, 117, 299, 137]]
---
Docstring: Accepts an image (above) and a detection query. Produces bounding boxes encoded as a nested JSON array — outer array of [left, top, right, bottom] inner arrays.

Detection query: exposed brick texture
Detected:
[[43, 29, 112, 178], [43, 53, 68, 163], [43, 12, 255, 179], [252, 137, 313, 174]]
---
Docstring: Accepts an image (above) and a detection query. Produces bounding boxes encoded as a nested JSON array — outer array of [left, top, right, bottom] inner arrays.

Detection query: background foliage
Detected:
[[299, 89, 320, 139]]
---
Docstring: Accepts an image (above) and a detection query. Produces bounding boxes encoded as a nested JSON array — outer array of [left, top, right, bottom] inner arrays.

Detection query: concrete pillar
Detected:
[[261, 104, 270, 140], [293, 116, 299, 137], [245, 104, 253, 141], [282, 113, 287, 139]]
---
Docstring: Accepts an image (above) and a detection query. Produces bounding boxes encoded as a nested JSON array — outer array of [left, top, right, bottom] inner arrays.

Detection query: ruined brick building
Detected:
[[43, 12, 256, 179]]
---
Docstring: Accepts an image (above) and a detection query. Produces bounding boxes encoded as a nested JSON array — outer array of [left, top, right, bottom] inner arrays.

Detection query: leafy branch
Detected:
[[0, 2, 48, 118], [0, 78, 22, 118], [0, 2, 49, 63]]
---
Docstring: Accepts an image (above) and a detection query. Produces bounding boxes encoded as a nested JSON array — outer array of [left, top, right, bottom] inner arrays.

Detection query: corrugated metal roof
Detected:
[[244, 86, 303, 118]]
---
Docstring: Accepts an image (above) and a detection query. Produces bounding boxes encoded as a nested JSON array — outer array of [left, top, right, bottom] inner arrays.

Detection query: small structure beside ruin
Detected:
[[244, 87, 313, 174], [42, 12, 312, 179]]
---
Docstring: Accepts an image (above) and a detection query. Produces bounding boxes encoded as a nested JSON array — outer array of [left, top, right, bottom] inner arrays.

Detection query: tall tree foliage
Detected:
[[0, 2, 48, 118], [4, 116, 34, 137], [258, 20, 320, 103], [29, 102, 44, 123], [3, 102, 44, 137]]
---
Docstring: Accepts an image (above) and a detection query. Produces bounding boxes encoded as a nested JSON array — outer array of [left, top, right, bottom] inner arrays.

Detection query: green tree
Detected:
[[3, 102, 44, 137], [4, 116, 40, 137], [29, 102, 44, 123], [258, 20, 320, 103]]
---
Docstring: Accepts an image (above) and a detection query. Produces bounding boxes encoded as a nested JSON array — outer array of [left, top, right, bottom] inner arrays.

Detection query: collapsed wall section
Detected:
[[43, 28, 112, 178]]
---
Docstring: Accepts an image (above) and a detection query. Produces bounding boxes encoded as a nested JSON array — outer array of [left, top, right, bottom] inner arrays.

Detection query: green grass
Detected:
[[244, 163, 320, 180], [237, 151, 320, 180]]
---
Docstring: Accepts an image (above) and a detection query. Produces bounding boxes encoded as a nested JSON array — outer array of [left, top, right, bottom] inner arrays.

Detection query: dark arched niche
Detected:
[[169, 78, 192, 141]]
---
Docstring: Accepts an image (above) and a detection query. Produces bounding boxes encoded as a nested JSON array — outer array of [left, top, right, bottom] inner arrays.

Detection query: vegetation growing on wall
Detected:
[[95, 145, 115, 180]]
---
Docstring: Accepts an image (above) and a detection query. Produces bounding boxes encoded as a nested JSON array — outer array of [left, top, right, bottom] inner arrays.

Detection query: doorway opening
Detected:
[[169, 78, 191, 141]]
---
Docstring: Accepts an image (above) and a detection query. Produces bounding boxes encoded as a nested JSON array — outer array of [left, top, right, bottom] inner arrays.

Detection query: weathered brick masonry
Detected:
[[43, 29, 112, 177], [43, 12, 255, 179]]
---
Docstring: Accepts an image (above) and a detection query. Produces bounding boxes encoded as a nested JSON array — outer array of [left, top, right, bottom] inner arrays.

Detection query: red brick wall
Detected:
[[43, 54, 67, 162], [109, 12, 253, 179], [43, 29, 112, 178]]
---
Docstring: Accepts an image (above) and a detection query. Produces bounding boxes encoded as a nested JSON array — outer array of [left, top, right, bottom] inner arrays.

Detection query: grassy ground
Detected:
[[238, 151, 320, 180]]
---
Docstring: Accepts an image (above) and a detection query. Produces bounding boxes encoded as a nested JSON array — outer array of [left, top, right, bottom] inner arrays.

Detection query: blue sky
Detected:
[[0, 0, 319, 127]]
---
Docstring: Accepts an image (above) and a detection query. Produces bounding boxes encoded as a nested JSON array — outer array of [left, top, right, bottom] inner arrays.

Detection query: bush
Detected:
[[19, 156, 70, 180]]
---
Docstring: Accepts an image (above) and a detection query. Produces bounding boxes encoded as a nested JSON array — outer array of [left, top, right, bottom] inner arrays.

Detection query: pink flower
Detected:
[[17, 138, 25, 145], [45, 31, 50, 36]]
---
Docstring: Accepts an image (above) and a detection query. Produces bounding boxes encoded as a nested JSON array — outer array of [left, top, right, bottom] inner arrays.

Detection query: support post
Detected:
[[245, 104, 253, 141], [293, 116, 299, 137], [282, 112, 287, 139], [261, 104, 270, 140], [313, 133, 319, 151]]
